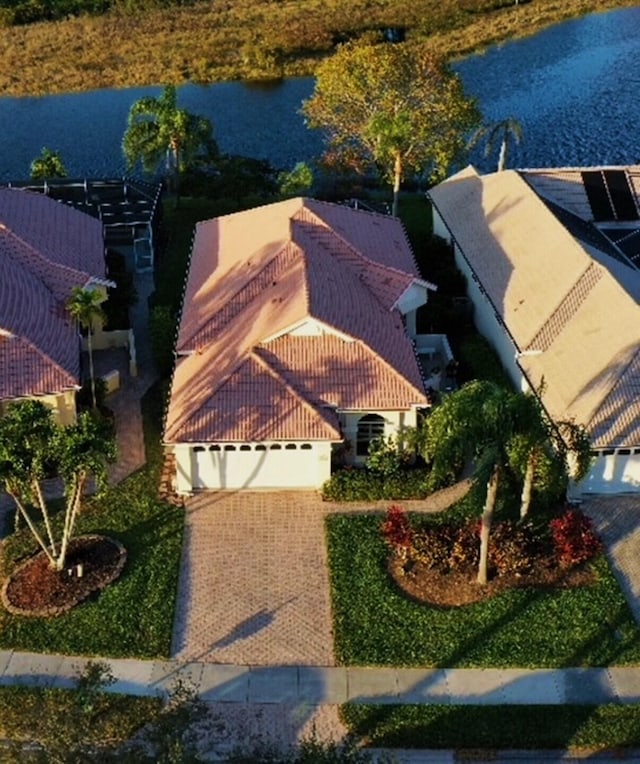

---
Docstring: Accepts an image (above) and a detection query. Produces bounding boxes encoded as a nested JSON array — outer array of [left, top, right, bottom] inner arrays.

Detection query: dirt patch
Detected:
[[388, 556, 596, 608], [2, 535, 127, 618]]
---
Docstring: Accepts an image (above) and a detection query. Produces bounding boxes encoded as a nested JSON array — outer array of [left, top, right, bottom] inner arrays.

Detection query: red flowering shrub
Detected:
[[381, 505, 414, 555], [549, 509, 602, 569]]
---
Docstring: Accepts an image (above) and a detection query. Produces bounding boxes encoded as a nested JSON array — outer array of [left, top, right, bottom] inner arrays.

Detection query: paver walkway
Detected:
[[171, 480, 473, 665]]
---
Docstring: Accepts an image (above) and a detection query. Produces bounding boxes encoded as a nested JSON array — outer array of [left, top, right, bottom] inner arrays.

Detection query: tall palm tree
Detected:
[[469, 117, 523, 172], [122, 85, 215, 205], [67, 286, 106, 410], [423, 380, 519, 585]]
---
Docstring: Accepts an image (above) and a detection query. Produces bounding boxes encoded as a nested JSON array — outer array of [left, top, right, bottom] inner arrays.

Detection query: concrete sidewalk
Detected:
[[1, 650, 639, 705]]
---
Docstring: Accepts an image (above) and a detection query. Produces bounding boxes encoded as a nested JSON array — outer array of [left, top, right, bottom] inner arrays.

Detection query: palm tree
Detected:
[[508, 393, 592, 518], [30, 146, 67, 180], [469, 117, 523, 172], [423, 380, 519, 585], [122, 85, 215, 205], [67, 286, 106, 410]]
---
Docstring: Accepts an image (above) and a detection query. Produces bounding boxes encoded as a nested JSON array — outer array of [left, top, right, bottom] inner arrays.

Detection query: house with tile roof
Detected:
[[164, 197, 438, 492], [428, 165, 640, 495], [0, 188, 108, 425]]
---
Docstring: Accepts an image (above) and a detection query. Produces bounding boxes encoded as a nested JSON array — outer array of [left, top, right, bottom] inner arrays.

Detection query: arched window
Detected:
[[285, 443, 297, 450], [240, 445, 251, 451], [356, 414, 385, 456]]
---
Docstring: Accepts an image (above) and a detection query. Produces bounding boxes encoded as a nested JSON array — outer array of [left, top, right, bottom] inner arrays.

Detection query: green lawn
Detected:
[[0, 383, 184, 659], [342, 703, 640, 750], [326, 507, 640, 668]]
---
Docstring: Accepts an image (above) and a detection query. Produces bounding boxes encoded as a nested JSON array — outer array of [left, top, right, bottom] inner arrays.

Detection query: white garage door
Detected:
[[581, 451, 640, 494], [191, 442, 327, 490]]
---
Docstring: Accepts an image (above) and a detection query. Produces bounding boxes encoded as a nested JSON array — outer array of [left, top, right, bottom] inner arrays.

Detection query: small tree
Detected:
[[67, 285, 106, 410], [302, 41, 481, 216], [30, 146, 67, 180], [0, 402, 116, 571], [278, 161, 314, 197]]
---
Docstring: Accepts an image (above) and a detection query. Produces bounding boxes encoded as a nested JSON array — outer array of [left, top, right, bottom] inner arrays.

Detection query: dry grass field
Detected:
[[0, 0, 635, 96]]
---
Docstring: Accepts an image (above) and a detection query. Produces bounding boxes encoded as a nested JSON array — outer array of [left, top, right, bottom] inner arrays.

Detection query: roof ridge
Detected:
[[250, 347, 340, 437]]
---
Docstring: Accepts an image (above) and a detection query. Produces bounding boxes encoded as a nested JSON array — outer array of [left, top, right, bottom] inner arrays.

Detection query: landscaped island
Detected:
[[0, 0, 636, 96]]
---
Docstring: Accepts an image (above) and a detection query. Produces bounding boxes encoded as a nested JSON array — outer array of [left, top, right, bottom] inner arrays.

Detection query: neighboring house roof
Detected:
[[0, 188, 106, 400], [428, 165, 640, 449], [165, 197, 429, 444]]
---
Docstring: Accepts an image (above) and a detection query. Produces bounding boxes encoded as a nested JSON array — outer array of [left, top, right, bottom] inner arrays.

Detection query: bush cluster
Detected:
[[550, 508, 602, 568], [321, 467, 434, 502], [380, 505, 600, 578]]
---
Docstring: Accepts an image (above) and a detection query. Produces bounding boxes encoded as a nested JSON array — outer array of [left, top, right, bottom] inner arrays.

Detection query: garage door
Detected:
[[581, 451, 640, 494], [191, 442, 326, 490]]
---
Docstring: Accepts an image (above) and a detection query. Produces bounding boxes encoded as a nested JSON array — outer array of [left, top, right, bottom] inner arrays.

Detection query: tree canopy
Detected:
[[469, 117, 523, 172], [30, 147, 67, 180], [0, 402, 116, 571], [122, 84, 216, 201], [302, 41, 481, 215]]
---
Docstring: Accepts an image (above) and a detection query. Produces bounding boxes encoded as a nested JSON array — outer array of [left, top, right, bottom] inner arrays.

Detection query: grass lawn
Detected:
[[0, 383, 184, 659], [326, 504, 640, 668], [341, 703, 640, 750], [0, 684, 160, 746]]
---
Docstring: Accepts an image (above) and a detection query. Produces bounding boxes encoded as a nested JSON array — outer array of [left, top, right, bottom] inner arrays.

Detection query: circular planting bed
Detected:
[[2, 535, 127, 617], [388, 555, 595, 608]]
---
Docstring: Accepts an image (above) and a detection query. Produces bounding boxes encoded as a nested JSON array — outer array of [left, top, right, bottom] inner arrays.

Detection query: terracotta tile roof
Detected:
[[165, 198, 427, 444], [429, 166, 640, 448], [0, 188, 105, 400]]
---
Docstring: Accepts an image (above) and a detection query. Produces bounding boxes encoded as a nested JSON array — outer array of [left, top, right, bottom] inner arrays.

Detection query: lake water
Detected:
[[1, 5, 640, 182]]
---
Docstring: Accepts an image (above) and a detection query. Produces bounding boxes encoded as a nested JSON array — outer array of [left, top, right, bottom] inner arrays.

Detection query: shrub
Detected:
[[321, 466, 434, 501], [412, 522, 459, 572], [489, 520, 543, 576], [448, 520, 480, 571], [380, 505, 413, 555], [550, 508, 602, 569]]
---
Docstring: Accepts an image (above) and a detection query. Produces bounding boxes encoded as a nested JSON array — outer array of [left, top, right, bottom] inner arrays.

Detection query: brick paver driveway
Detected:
[[172, 491, 336, 666]]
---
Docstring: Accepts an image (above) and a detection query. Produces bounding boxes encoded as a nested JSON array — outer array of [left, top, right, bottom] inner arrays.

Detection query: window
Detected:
[[240, 445, 251, 451], [285, 443, 297, 450], [193, 446, 205, 453], [617, 449, 631, 456], [209, 445, 221, 452], [224, 445, 236, 452], [301, 443, 312, 450], [255, 445, 267, 451], [270, 444, 282, 450], [356, 414, 385, 456]]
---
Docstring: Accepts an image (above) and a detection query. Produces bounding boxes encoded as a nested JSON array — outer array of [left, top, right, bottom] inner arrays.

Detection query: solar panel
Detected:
[[582, 171, 615, 221], [613, 230, 640, 259], [603, 170, 639, 220]]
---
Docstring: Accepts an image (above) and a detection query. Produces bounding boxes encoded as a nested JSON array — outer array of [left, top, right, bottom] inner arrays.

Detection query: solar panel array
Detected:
[[581, 170, 640, 222]]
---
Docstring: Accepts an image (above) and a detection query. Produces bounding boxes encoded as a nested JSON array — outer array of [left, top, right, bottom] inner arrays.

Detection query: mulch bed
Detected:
[[388, 556, 596, 608], [1, 535, 127, 618]]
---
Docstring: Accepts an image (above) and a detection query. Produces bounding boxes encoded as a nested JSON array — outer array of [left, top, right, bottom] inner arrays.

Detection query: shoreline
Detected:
[[0, 0, 636, 98]]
